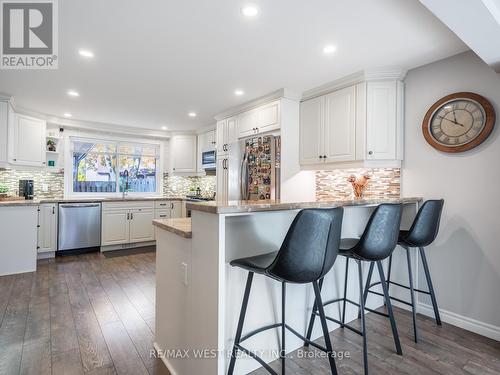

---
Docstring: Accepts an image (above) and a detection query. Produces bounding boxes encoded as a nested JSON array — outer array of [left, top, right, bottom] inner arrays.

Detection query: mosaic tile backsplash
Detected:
[[0, 168, 216, 200], [0, 169, 64, 199], [316, 168, 400, 201]]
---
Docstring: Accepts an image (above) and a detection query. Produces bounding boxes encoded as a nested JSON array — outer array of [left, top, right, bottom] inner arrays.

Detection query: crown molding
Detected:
[[214, 88, 300, 121], [196, 123, 217, 134], [301, 68, 407, 101]]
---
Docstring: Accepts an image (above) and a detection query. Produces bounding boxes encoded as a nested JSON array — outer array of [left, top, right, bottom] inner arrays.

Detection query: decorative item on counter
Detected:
[[348, 172, 371, 199], [47, 139, 57, 152], [0, 183, 8, 198]]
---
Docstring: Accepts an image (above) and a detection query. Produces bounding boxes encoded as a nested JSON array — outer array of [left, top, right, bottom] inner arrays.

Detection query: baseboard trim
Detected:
[[417, 302, 500, 342], [391, 298, 500, 342], [153, 342, 179, 375]]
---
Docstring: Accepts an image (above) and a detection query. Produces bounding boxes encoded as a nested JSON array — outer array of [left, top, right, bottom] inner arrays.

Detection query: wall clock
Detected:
[[422, 92, 495, 153]]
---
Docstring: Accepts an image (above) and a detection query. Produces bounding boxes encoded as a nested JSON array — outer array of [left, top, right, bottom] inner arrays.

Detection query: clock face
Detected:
[[429, 99, 486, 147]]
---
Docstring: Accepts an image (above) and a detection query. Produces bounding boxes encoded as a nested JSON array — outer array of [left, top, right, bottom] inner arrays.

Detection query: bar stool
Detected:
[[305, 203, 404, 375], [364, 199, 444, 343], [227, 207, 344, 375]]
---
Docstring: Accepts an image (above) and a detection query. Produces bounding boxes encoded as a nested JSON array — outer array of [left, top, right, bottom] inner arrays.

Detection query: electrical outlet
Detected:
[[180, 262, 188, 286], [42, 184, 49, 192]]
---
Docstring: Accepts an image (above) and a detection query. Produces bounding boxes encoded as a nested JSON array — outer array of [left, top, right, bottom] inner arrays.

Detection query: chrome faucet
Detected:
[[122, 170, 129, 198]]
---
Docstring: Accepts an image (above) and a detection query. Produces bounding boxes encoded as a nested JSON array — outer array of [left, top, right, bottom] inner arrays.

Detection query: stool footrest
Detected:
[[235, 344, 278, 375], [364, 307, 389, 318], [284, 324, 328, 353], [312, 312, 363, 336], [240, 323, 282, 343], [369, 280, 431, 295]]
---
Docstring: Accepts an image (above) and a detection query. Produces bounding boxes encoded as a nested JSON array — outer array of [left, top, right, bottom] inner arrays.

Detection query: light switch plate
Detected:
[[180, 262, 188, 286]]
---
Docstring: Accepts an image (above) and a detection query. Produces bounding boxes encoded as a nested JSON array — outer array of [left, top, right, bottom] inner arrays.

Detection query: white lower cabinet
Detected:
[[155, 200, 182, 218], [101, 209, 130, 246], [129, 209, 155, 243], [37, 204, 57, 253], [101, 201, 155, 247]]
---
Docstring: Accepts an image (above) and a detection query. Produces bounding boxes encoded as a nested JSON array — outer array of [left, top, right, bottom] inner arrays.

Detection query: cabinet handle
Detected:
[[160, 214, 167, 218], [171, 203, 174, 209], [130, 213, 134, 220], [52, 207, 55, 215], [127, 213, 130, 220], [319, 155, 323, 159], [368, 151, 373, 156], [323, 155, 327, 159]]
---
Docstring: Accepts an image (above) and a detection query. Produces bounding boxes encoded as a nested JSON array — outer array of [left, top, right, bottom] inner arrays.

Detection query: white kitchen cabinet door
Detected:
[[0, 101, 8, 164], [366, 81, 398, 160], [197, 129, 217, 172], [9, 113, 46, 167], [216, 120, 227, 155], [129, 209, 155, 243], [324, 86, 356, 162], [226, 116, 238, 150], [170, 201, 182, 218], [300, 96, 324, 165], [37, 204, 57, 253], [216, 157, 227, 201], [257, 101, 280, 134], [171, 135, 197, 173], [238, 110, 258, 139], [101, 210, 130, 246]]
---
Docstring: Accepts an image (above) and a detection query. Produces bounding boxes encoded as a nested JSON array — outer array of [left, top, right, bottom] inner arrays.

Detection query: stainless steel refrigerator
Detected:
[[226, 135, 280, 201]]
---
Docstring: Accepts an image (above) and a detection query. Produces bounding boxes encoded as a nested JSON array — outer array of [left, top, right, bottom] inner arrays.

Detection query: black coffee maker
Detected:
[[19, 180, 34, 200]]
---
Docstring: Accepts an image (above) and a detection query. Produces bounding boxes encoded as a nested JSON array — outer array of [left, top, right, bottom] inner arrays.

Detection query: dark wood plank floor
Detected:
[[1, 248, 499, 375]]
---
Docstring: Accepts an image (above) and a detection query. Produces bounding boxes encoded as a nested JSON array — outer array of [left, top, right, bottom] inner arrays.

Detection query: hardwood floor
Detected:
[[1, 248, 499, 375]]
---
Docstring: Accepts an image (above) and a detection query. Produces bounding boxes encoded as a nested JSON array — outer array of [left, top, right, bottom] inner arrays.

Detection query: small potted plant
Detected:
[[47, 139, 56, 152], [0, 183, 8, 199]]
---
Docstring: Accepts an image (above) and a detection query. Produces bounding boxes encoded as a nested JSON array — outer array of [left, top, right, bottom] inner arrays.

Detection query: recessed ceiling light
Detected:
[[67, 90, 80, 97], [63, 113, 72, 118], [241, 5, 259, 17], [235, 89, 245, 96], [78, 49, 94, 58], [323, 44, 337, 54], [161, 125, 168, 130], [188, 112, 197, 118]]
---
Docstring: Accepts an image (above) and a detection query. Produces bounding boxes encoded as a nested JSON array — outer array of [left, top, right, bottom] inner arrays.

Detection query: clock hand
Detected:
[[436, 115, 465, 127]]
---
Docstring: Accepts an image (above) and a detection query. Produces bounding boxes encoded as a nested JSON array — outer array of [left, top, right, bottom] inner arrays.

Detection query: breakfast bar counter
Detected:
[[154, 197, 422, 375]]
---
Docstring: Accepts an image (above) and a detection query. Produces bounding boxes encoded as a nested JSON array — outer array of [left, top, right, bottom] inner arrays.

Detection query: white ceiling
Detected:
[[0, 0, 468, 131]]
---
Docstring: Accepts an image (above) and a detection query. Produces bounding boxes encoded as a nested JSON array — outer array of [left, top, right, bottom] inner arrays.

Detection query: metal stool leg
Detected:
[[405, 246, 418, 343], [386, 253, 393, 298], [228, 272, 254, 375], [281, 282, 286, 374], [341, 257, 350, 325], [304, 277, 324, 346], [313, 280, 339, 375], [357, 260, 368, 375], [376, 261, 402, 355], [419, 247, 442, 325], [359, 261, 374, 319]]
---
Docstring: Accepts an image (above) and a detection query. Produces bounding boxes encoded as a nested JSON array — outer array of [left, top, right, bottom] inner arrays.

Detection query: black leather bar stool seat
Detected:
[[305, 203, 404, 375], [364, 199, 444, 343], [227, 208, 344, 375]]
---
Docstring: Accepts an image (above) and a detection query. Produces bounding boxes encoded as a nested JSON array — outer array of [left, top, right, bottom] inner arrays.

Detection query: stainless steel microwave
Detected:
[[202, 150, 216, 170]]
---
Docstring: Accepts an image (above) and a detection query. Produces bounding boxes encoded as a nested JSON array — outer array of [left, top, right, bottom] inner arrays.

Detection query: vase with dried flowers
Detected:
[[348, 173, 371, 199]]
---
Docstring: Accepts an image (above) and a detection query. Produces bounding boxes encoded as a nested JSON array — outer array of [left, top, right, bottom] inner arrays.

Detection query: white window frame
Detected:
[[64, 132, 164, 198]]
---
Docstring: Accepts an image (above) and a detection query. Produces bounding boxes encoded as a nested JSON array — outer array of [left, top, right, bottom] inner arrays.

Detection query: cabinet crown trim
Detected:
[[301, 68, 406, 101], [214, 88, 299, 120]]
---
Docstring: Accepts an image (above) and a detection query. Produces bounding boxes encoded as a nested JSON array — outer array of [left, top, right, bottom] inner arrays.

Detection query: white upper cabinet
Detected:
[[0, 101, 8, 165], [9, 113, 46, 167], [216, 117, 238, 155], [237, 100, 281, 139], [299, 71, 404, 167], [300, 86, 356, 165], [170, 135, 197, 173], [366, 80, 403, 160], [299, 96, 324, 165], [238, 110, 258, 139], [324, 86, 356, 162], [257, 100, 280, 134]]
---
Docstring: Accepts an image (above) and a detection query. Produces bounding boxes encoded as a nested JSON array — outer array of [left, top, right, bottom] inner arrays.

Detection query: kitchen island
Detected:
[[153, 198, 421, 375]]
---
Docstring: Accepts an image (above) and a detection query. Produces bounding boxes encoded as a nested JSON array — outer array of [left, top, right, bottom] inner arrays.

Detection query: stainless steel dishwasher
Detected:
[[58, 202, 102, 253]]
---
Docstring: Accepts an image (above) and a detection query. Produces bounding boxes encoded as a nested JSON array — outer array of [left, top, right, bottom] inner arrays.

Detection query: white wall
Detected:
[[402, 51, 500, 339]]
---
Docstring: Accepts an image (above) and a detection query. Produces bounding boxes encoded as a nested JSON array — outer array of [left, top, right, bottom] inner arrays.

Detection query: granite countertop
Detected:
[[186, 197, 422, 214], [0, 196, 185, 207], [153, 218, 192, 238]]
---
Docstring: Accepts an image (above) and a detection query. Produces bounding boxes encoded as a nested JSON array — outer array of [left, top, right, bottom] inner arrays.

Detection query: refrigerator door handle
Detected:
[[240, 152, 249, 200]]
